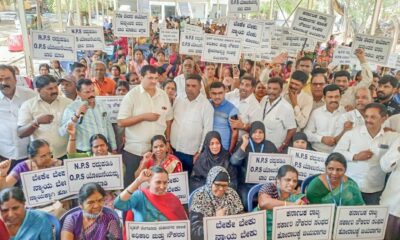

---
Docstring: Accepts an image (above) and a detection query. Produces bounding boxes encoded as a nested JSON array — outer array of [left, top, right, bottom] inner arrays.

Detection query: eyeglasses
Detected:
[[312, 83, 325, 87], [213, 183, 229, 189]]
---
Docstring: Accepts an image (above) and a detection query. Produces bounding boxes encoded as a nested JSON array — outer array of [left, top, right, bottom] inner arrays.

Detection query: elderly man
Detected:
[[173, 57, 205, 97], [58, 75, 77, 100], [91, 61, 115, 96]]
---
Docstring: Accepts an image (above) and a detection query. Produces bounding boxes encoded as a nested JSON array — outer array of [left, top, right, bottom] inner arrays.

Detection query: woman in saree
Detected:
[[61, 183, 121, 240], [306, 152, 365, 206]]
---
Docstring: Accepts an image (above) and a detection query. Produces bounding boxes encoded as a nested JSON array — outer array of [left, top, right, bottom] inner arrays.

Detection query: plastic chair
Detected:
[[247, 183, 263, 211], [44, 212, 61, 240], [301, 175, 318, 194], [188, 187, 202, 208]]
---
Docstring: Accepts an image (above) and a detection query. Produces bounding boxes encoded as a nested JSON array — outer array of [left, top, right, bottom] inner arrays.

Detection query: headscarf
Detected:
[[190, 166, 243, 217], [245, 121, 272, 153], [289, 132, 312, 150]]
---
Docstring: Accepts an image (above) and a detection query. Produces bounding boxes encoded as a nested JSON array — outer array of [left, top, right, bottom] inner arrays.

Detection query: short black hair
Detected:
[[0, 187, 26, 205], [0, 64, 16, 80], [365, 102, 388, 117], [140, 65, 157, 77], [334, 70, 351, 81], [76, 78, 93, 91], [116, 80, 130, 91], [296, 57, 312, 66], [291, 70, 308, 85], [71, 62, 86, 72], [39, 63, 50, 71], [162, 79, 176, 89], [267, 77, 283, 89], [378, 75, 398, 88], [372, 72, 380, 80], [323, 84, 341, 96], [185, 73, 202, 83], [209, 81, 225, 90], [311, 67, 327, 75], [325, 152, 347, 170], [244, 59, 254, 67], [241, 74, 257, 87], [276, 165, 298, 181], [78, 182, 106, 205], [111, 65, 121, 73], [34, 75, 57, 89], [311, 72, 328, 84]]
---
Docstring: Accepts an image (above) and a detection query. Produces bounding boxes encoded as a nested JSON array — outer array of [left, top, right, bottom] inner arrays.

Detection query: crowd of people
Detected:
[[0, 18, 400, 240]]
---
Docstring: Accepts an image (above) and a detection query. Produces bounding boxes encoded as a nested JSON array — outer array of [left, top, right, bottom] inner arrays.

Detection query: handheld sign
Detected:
[[179, 33, 203, 56], [182, 24, 203, 34], [64, 155, 124, 193], [167, 172, 189, 204], [227, 19, 263, 51], [66, 26, 105, 51], [245, 153, 292, 183], [333, 205, 389, 240], [159, 28, 180, 44], [260, 20, 275, 53], [332, 45, 353, 65], [244, 46, 282, 62], [114, 12, 149, 37], [352, 34, 393, 65], [202, 34, 242, 64], [382, 53, 399, 69], [272, 204, 335, 240], [228, 0, 260, 14], [287, 147, 328, 181], [126, 220, 190, 240], [21, 166, 71, 207], [280, 28, 316, 54], [271, 26, 284, 48], [31, 30, 76, 61], [95, 96, 123, 124], [203, 211, 267, 240], [290, 8, 335, 42]]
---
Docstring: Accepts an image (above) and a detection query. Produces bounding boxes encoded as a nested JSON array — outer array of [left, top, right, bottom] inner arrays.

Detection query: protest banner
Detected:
[[260, 20, 275, 53], [332, 45, 353, 65], [31, 30, 75, 61], [114, 12, 149, 37], [290, 8, 335, 42], [159, 27, 180, 44], [182, 24, 203, 34], [272, 204, 335, 240], [167, 172, 189, 204], [227, 19, 263, 50], [66, 26, 105, 51], [382, 53, 399, 69], [179, 33, 203, 56], [95, 96, 123, 123], [245, 153, 292, 183], [352, 34, 393, 64], [228, 0, 260, 14], [244, 46, 282, 62], [287, 147, 328, 181], [126, 220, 190, 240], [271, 26, 283, 48], [202, 34, 242, 64], [203, 211, 267, 240], [280, 28, 316, 53], [333, 205, 389, 240], [64, 155, 124, 193]]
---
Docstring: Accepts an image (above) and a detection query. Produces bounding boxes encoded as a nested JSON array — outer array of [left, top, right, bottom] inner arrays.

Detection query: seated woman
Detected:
[[230, 121, 277, 209], [288, 132, 312, 151], [256, 165, 308, 239], [114, 166, 187, 222], [61, 183, 122, 240], [190, 166, 243, 240], [190, 131, 237, 191], [0, 187, 53, 239], [306, 152, 365, 206]]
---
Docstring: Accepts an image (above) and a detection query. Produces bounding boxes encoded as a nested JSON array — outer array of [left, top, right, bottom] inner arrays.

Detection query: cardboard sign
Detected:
[[66, 26, 105, 51], [333, 205, 389, 240], [182, 24, 203, 34], [159, 28, 180, 43], [202, 34, 242, 64], [203, 211, 267, 240], [167, 172, 189, 204], [332, 45, 353, 65], [287, 147, 328, 181], [260, 20, 275, 53], [179, 33, 203, 56], [290, 8, 335, 41], [227, 19, 263, 51], [95, 96, 123, 124], [272, 204, 335, 240], [126, 220, 190, 240], [228, 0, 260, 13], [280, 28, 316, 53], [382, 53, 399, 69], [244, 46, 281, 62], [21, 166, 71, 207], [352, 34, 393, 64], [271, 26, 284, 48], [104, 45, 115, 56], [245, 153, 292, 183], [64, 155, 124, 193], [114, 12, 149, 37], [31, 30, 76, 61]]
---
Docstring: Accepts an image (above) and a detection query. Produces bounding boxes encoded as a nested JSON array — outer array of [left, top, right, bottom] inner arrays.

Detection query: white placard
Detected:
[[332, 45, 353, 65], [31, 30, 76, 61], [159, 28, 180, 44], [64, 155, 124, 193], [203, 211, 267, 240], [272, 204, 335, 240], [244, 46, 281, 62], [21, 166, 71, 207], [228, 0, 260, 13], [126, 220, 190, 240], [167, 172, 189, 204], [260, 20, 275, 53], [114, 12, 149, 37], [95, 96, 123, 124], [202, 34, 242, 64], [66, 26, 105, 51], [183, 24, 203, 34], [280, 28, 316, 53], [382, 53, 399, 69], [287, 147, 328, 181], [271, 26, 283, 48], [227, 19, 263, 51], [245, 153, 292, 184], [179, 33, 203, 56], [352, 34, 393, 64], [290, 8, 335, 42], [333, 205, 389, 240], [104, 45, 114, 55]]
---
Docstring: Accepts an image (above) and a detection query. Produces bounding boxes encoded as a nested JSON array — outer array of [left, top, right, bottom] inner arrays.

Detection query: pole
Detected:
[[95, 0, 99, 22], [88, 0, 92, 25], [370, 0, 383, 36], [35, 0, 42, 29], [17, 0, 34, 77], [75, 0, 81, 26], [269, 0, 274, 20], [56, 0, 63, 30]]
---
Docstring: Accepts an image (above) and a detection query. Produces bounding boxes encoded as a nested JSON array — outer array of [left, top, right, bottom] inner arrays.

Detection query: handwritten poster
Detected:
[[280, 28, 316, 53], [260, 20, 275, 53], [114, 12, 149, 37], [352, 34, 393, 64], [126, 220, 190, 240], [202, 34, 242, 64], [228, 0, 260, 14], [182, 24, 203, 34], [245, 153, 292, 183], [31, 30, 76, 61], [96, 96, 124, 123], [66, 26, 105, 51], [287, 147, 327, 181], [167, 172, 189, 204]]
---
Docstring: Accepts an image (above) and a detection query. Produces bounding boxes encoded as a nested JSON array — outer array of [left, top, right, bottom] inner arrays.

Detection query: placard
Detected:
[[290, 8, 335, 41], [104, 45, 114, 56], [332, 45, 353, 65], [202, 34, 242, 64], [244, 46, 282, 62], [179, 33, 203, 56], [351, 34, 393, 64], [203, 211, 267, 240], [159, 28, 180, 44], [382, 53, 399, 69], [126, 220, 190, 240], [66, 26, 105, 51], [95, 96, 123, 123], [167, 172, 189, 204], [183, 24, 203, 34], [260, 20, 275, 52], [271, 26, 283, 48], [272, 204, 335, 240], [333, 205, 389, 240], [228, 0, 260, 14], [280, 28, 316, 53], [64, 155, 124, 193], [227, 19, 263, 50], [245, 153, 292, 183], [287, 147, 328, 181], [114, 12, 149, 37], [21, 166, 71, 207], [31, 30, 76, 61]]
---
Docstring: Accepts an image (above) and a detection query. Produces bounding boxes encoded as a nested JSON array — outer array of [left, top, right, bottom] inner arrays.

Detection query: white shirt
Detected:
[[304, 105, 346, 153], [258, 96, 297, 148], [340, 62, 372, 107], [173, 74, 206, 98], [171, 94, 214, 155], [117, 85, 173, 156], [282, 86, 313, 129], [17, 95, 72, 158], [0, 87, 36, 159], [383, 114, 400, 133], [334, 109, 365, 136], [334, 126, 399, 193]]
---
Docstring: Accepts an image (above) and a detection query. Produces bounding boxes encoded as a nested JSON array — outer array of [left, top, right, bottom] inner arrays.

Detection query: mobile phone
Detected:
[[230, 114, 238, 120]]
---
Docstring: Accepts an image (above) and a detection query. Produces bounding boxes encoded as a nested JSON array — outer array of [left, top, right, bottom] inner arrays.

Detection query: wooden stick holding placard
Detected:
[[219, 63, 223, 80]]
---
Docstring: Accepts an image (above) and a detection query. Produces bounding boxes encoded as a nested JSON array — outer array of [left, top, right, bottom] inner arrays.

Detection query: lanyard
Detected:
[[263, 96, 282, 120], [325, 175, 343, 206], [249, 139, 264, 153]]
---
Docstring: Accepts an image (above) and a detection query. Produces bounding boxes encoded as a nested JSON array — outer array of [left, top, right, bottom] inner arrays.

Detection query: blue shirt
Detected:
[[211, 99, 238, 150]]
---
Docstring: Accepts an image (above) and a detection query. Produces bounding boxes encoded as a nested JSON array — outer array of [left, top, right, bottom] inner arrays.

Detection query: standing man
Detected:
[[70, 62, 86, 80], [310, 72, 328, 110], [292, 57, 313, 93], [91, 61, 116, 96], [173, 57, 205, 97], [375, 75, 400, 116]]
